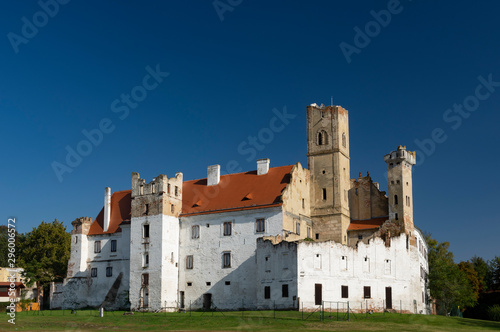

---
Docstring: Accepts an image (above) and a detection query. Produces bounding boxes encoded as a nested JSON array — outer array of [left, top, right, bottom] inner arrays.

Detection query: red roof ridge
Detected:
[[183, 164, 295, 184]]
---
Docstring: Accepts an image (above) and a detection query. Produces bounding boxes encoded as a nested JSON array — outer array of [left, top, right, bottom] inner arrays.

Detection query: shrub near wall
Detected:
[[488, 305, 500, 321]]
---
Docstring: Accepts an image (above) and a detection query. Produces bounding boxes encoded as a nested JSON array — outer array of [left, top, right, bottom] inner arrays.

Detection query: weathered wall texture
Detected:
[[349, 174, 388, 221], [281, 162, 312, 241], [178, 207, 283, 310], [256, 229, 430, 314], [307, 105, 350, 244]]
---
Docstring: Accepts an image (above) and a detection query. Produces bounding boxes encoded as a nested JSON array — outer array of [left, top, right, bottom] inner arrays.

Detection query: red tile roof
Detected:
[[87, 165, 294, 234], [88, 190, 131, 235], [181, 165, 293, 216], [0, 282, 24, 288], [347, 217, 388, 231]]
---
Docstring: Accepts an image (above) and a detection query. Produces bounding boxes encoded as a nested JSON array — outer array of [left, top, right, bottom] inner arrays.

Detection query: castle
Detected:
[[54, 104, 429, 313]]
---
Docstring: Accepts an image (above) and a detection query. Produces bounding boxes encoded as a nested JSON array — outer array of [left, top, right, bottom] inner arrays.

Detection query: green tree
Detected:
[[425, 234, 477, 314], [17, 220, 71, 302], [0, 225, 8, 267], [490, 256, 500, 291], [458, 261, 480, 302], [471, 256, 492, 292]]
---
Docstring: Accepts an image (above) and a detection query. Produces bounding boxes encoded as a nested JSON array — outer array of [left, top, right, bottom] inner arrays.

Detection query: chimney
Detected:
[[257, 158, 270, 175], [104, 187, 111, 232], [207, 165, 220, 186]]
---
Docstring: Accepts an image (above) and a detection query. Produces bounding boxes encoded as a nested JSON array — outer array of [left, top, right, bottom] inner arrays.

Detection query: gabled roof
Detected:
[[87, 165, 294, 234], [88, 190, 131, 235], [181, 165, 293, 216], [347, 217, 388, 231]]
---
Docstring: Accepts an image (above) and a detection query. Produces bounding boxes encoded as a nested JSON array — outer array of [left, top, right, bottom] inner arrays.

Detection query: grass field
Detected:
[[1, 310, 499, 331]]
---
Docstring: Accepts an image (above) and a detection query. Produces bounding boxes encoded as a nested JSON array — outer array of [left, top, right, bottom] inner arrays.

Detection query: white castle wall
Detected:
[[178, 206, 283, 310]]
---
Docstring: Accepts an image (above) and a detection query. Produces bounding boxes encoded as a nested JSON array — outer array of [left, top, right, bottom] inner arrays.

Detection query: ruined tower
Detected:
[[307, 104, 350, 244], [384, 146, 416, 244], [129, 171, 183, 310]]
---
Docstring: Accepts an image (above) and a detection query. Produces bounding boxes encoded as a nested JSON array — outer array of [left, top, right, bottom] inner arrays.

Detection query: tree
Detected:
[[17, 220, 71, 303], [471, 255, 492, 293], [0, 225, 8, 267], [458, 261, 480, 302], [425, 234, 477, 314], [490, 256, 500, 291]]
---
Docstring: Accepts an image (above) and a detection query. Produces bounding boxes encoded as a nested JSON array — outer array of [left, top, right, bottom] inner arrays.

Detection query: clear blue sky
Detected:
[[1, 1, 498, 262]]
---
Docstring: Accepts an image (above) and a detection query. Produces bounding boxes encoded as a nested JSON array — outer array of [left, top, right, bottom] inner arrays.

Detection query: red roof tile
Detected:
[[88, 190, 131, 235], [87, 166, 294, 234], [348, 217, 388, 231], [181, 165, 293, 216], [0, 282, 24, 288]]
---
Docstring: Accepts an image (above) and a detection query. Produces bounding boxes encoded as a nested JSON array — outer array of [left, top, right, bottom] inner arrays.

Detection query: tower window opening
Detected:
[[322, 188, 327, 200], [394, 195, 398, 205], [395, 213, 399, 220], [342, 132, 346, 148], [317, 130, 328, 146]]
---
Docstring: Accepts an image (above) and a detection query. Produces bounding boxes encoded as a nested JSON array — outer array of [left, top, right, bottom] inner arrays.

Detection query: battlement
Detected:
[[71, 216, 92, 235], [307, 103, 348, 116], [384, 145, 416, 166], [131, 172, 183, 198]]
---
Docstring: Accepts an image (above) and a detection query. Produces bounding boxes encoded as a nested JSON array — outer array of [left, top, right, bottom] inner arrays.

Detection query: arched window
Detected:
[[317, 130, 328, 146], [342, 132, 346, 148]]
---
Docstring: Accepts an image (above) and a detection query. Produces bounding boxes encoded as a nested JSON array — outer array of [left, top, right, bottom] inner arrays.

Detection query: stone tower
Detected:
[[129, 171, 183, 311], [384, 146, 416, 244], [307, 104, 350, 244], [66, 217, 92, 278]]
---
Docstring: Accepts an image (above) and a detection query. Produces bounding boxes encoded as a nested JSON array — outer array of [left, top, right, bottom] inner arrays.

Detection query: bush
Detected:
[[487, 304, 500, 321]]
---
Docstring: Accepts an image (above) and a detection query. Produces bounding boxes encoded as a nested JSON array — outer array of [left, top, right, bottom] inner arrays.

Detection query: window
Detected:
[[395, 213, 398, 220], [364, 286, 371, 299], [223, 252, 231, 268], [167, 183, 170, 194], [186, 255, 193, 269], [206, 282, 211, 286], [143, 253, 149, 267], [296, 222, 300, 235], [317, 130, 328, 145], [142, 273, 149, 286], [94, 241, 101, 253], [223, 222, 232, 236], [192, 225, 200, 239], [91, 268, 97, 277], [225, 281, 231, 286], [307, 227, 311, 239], [282, 284, 289, 298], [385, 259, 391, 275], [256, 219, 265, 233], [264, 286, 271, 299], [355, 188, 358, 195], [322, 188, 327, 200], [106, 266, 112, 277], [171, 204, 174, 213], [358, 234, 363, 240], [394, 195, 398, 205], [175, 186, 179, 196], [111, 239, 117, 252], [151, 183, 155, 193], [140, 185, 144, 195], [187, 282, 192, 287], [342, 132, 346, 148], [341, 285, 348, 298], [302, 199, 305, 209], [145, 204, 149, 215], [143, 224, 150, 238], [315, 233, 319, 240]]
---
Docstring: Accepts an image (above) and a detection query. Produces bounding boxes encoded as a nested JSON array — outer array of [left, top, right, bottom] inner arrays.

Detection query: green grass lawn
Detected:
[[1, 310, 499, 331]]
